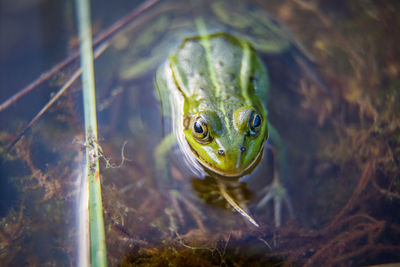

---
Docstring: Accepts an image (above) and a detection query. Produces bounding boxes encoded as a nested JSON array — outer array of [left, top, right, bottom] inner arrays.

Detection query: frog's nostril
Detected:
[[240, 146, 246, 153], [218, 149, 225, 156]]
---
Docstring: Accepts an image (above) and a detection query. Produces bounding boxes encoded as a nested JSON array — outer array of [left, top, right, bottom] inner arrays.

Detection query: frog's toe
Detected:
[[165, 189, 207, 234], [256, 179, 294, 227]]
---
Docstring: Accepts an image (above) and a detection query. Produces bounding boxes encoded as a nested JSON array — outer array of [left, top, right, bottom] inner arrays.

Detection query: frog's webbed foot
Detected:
[[155, 134, 207, 233], [256, 175, 294, 227], [164, 188, 207, 234], [256, 145, 294, 227]]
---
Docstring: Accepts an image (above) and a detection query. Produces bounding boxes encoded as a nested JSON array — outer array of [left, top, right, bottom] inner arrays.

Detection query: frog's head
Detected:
[[183, 106, 268, 177]]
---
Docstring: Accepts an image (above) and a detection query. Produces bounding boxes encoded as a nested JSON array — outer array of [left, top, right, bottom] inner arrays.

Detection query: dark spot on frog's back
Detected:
[[226, 73, 236, 82], [218, 149, 225, 156], [240, 146, 246, 154]]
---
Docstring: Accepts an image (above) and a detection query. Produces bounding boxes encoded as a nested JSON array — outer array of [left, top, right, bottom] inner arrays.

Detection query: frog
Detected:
[[112, 0, 310, 227], [154, 30, 292, 227]]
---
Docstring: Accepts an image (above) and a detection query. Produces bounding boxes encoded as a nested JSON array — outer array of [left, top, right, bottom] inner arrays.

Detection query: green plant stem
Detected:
[[75, 0, 107, 266]]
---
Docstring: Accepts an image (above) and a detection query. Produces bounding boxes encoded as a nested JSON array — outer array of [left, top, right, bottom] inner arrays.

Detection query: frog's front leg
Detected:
[[154, 133, 206, 232], [256, 125, 294, 227]]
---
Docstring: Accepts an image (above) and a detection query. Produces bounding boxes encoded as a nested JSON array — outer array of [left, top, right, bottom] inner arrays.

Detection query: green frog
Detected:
[[156, 30, 269, 175], [115, 0, 307, 227], [155, 31, 291, 227]]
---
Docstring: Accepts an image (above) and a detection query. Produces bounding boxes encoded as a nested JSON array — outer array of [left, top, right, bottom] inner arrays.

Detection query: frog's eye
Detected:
[[249, 111, 262, 136], [192, 117, 211, 143]]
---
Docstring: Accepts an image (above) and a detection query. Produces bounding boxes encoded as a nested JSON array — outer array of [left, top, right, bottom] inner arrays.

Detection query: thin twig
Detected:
[[0, 0, 159, 113], [6, 42, 109, 153]]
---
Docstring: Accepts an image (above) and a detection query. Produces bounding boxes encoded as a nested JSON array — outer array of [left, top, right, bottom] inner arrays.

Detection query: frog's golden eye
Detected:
[[192, 117, 211, 143], [249, 111, 262, 136]]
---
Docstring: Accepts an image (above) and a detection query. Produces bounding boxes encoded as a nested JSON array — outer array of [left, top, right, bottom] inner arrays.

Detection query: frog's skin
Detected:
[[156, 33, 269, 177]]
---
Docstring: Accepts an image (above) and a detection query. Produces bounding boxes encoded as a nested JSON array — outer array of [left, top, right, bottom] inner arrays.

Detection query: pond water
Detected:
[[1, 0, 399, 266]]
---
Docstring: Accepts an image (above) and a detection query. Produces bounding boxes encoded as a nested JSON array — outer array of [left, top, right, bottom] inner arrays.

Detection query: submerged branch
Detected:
[[6, 43, 109, 153], [0, 0, 159, 113]]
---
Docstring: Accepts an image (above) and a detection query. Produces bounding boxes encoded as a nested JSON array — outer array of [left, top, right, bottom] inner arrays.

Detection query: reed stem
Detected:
[[75, 0, 107, 265]]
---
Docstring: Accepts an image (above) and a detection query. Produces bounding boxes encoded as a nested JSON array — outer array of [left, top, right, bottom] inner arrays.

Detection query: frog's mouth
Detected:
[[188, 144, 265, 178]]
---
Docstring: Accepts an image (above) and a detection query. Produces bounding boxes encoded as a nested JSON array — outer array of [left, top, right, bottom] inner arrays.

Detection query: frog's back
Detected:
[[169, 33, 269, 112]]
